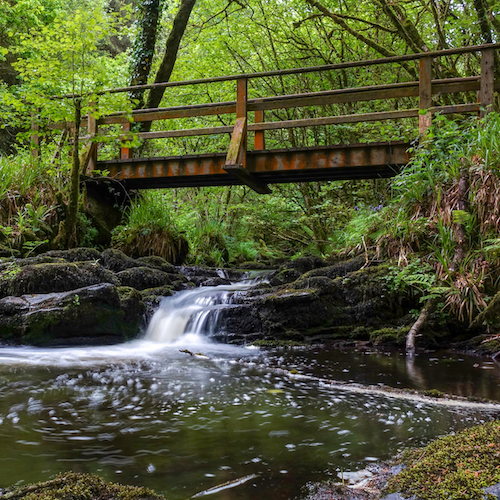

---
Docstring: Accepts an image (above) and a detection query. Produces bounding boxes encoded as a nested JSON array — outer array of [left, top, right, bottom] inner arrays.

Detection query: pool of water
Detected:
[[0, 338, 499, 499]]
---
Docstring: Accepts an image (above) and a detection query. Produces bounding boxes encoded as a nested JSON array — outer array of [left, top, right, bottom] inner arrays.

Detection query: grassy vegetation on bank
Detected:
[[384, 420, 500, 500]]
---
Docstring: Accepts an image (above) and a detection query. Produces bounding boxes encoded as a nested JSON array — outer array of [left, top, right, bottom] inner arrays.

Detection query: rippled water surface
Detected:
[[0, 336, 500, 499]]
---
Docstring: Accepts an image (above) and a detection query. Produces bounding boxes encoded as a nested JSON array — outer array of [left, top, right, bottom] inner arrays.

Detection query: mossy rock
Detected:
[[44, 248, 102, 262], [305, 255, 367, 279], [0, 284, 144, 346], [384, 420, 500, 499], [100, 248, 140, 272], [116, 267, 172, 291], [1, 471, 165, 500], [136, 255, 176, 274], [370, 326, 409, 346], [251, 339, 305, 348], [1, 262, 118, 298], [117, 286, 145, 324]]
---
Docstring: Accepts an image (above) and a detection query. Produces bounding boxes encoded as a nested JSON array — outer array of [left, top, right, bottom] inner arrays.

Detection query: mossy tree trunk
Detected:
[[53, 99, 81, 249]]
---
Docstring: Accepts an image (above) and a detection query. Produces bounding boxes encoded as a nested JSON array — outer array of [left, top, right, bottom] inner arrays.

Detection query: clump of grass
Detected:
[[385, 420, 500, 499], [112, 192, 189, 264]]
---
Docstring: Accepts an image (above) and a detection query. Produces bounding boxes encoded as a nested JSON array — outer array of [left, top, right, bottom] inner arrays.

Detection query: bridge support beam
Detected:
[[97, 141, 410, 190], [224, 78, 271, 194]]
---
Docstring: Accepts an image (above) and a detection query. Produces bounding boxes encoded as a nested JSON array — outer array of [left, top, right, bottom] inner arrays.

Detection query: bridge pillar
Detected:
[[419, 56, 432, 135], [121, 122, 131, 159], [224, 78, 271, 194], [480, 47, 495, 117], [86, 102, 98, 173]]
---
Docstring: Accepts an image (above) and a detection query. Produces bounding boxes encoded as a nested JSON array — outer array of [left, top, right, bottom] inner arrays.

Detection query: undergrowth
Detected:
[[385, 420, 500, 499]]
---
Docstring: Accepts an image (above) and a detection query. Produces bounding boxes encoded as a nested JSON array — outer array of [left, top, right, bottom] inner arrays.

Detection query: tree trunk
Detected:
[[141, 0, 197, 130], [406, 298, 436, 357], [128, 0, 164, 109], [65, 99, 82, 249], [450, 161, 470, 272]]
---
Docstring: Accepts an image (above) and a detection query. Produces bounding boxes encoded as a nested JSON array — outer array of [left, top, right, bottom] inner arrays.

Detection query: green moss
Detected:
[[370, 326, 410, 345], [251, 339, 305, 348], [422, 389, 444, 398], [2, 471, 165, 500], [384, 421, 500, 499]]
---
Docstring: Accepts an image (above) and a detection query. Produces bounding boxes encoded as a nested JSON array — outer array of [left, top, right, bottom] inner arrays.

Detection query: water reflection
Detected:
[[0, 340, 498, 499]]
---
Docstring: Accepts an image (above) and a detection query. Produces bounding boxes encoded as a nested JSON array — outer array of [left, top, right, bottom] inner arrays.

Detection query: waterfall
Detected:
[[145, 276, 264, 344]]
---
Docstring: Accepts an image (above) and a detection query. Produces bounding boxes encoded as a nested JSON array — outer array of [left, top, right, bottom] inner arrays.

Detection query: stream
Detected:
[[0, 279, 499, 499]]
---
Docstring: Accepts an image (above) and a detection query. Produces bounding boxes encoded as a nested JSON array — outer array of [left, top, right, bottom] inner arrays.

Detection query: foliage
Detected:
[[112, 192, 189, 264], [385, 420, 500, 500]]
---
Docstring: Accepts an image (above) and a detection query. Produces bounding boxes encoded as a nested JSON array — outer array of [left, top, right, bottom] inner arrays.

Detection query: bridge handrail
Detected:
[[33, 44, 498, 192], [52, 43, 500, 99]]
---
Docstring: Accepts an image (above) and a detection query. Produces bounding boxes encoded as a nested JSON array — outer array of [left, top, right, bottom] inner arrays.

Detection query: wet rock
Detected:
[[137, 255, 176, 274], [214, 304, 263, 343], [0, 283, 144, 346], [44, 247, 102, 262], [116, 267, 172, 290], [306, 255, 367, 279], [0, 261, 119, 298], [100, 248, 140, 272]]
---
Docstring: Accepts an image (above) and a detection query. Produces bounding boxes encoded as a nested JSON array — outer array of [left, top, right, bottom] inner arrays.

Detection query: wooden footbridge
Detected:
[[42, 44, 499, 194]]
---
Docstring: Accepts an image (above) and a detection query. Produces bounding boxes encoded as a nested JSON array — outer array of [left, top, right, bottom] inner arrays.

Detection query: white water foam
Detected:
[[145, 278, 263, 343]]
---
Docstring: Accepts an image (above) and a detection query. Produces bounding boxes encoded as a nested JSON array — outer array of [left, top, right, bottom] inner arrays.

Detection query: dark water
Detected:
[[0, 340, 499, 499], [0, 283, 499, 498]]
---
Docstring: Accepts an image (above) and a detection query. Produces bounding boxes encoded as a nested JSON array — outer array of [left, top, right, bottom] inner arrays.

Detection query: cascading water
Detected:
[[145, 276, 264, 343]]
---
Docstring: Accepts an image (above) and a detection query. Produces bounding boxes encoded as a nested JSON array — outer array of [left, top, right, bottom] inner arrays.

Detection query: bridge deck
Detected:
[[97, 141, 410, 189]]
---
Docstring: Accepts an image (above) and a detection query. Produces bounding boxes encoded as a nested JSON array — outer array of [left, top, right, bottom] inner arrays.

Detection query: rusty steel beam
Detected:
[[95, 142, 410, 190]]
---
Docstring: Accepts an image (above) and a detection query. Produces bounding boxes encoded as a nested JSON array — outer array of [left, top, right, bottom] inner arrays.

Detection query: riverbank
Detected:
[[0, 248, 496, 355]]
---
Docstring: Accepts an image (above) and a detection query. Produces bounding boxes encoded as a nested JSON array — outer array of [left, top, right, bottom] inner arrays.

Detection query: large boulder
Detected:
[[0, 261, 118, 298], [0, 283, 145, 346]]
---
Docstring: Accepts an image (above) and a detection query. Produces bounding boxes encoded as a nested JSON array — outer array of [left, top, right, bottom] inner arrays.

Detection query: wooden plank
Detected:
[[419, 56, 432, 134], [52, 76, 488, 130], [121, 122, 131, 160], [224, 117, 247, 166], [480, 47, 495, 117], [254, 109, 265, 150], [122, 125, 233, 141], [248, 103, 479, 131], [99, 102, 237, 125], [56, 43, 500, 100], [87, 102, 98, 172]]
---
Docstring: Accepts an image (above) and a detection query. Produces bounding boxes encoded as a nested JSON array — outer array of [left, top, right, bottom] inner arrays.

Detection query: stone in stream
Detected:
[[0, 283, 144, 346]]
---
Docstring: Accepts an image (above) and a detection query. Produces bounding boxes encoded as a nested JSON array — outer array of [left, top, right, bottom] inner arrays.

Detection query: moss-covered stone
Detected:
[[251, 339, 305, 347], [44, 248, 102, 262], [100, 248, 140, 272], [116, 267, 172, 290], [1, 262, 118, 298], [0, 284, 144, 346], [370, 326, 410, 346], [384, 421, 500, 499], [1, 471, 165, 500], [136, 255, 176, 274]]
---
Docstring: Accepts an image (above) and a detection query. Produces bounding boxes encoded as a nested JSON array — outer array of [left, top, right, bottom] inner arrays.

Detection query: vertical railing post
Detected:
[[236, 77, 247, 169], [31, 109, 41, 160], [479, 47, 495, 118], [87, 101, 98, 172], [419, 56, 432, 135], [121, 122, 131, 159], [254, 108, 265, 151]]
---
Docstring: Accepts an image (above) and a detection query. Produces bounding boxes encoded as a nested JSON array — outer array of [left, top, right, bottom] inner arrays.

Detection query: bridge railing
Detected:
[[41, 43, 499, 191]]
